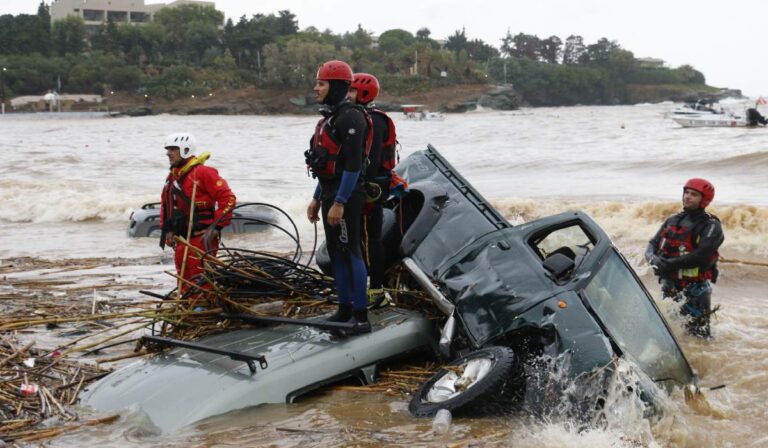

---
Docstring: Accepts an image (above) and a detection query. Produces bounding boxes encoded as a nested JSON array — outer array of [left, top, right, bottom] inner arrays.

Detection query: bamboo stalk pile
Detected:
[[0, 336, 114, 443], [0, 239, 447, 442], [332, 361, 440, 397]]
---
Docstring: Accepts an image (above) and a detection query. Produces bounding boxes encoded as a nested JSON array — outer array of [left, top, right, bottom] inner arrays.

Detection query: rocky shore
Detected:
[[56, 83, 744, 117], [104, 84, 521, 116]]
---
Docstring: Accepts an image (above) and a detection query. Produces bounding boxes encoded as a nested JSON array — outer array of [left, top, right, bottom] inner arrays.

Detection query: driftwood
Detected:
[[0, 248, 441, 443]]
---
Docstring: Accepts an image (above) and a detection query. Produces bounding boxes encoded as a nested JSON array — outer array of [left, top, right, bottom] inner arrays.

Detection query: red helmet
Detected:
[[351, 73, 380, 104], [316, 60, 353, 82], [684, 178, 715, 208]]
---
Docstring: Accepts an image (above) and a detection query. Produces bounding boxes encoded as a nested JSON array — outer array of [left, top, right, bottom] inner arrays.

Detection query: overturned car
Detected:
[[127, 202, 280, 238], [82, 145, 695, 431]]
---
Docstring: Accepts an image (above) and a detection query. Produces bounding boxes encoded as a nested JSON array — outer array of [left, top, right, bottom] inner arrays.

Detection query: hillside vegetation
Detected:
[[0, 2, 734, 110]]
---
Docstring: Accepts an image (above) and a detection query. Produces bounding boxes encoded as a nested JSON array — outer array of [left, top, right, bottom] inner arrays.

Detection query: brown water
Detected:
[[6, 243, 758, 448], [2, 105, 767, 446]]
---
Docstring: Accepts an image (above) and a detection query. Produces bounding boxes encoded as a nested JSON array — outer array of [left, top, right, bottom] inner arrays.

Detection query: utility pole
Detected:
[[256, 50, 262, 82], [503, 61, 507, 85], [414, 49, 418, 76], [1, 67, 6, 115]]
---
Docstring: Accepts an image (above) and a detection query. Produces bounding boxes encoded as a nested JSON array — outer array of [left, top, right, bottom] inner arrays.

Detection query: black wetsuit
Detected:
[[646, 208, 724, 337], [363, 111, 393, 292], [312, 95, 369, 311]]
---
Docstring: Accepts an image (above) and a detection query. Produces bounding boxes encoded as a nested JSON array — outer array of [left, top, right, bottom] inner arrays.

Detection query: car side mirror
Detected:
[[543, 253, 576, 282]]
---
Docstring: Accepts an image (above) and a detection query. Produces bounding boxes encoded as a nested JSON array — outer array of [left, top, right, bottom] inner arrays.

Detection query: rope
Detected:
[[719, 257, 768, 268]]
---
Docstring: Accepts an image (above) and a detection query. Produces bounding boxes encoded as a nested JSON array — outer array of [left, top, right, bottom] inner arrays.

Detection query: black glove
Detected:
[[649, 255, 670, 275]]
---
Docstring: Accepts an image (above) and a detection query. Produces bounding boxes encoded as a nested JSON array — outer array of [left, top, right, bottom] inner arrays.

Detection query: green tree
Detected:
[[35, 1, 51, 54], [145, 64, 198, 98], [415, 27, 441, 50], [539, 35, 562, 64], [154, 4, 223, 62], [416, 28, 431, 40], [138, 22, 165, 64], [262, 36, 349, 88], [0, 10, 51, 55], [117, 24, 144, 64], [677, 64, 705, 84], [562, 35, 585, 65], [500, 29, 514, 58], [511, 33, 540, 60], [106, 65, 143, 91], [445, 28, 468, 54], [223, 10, 298, 70], [465, 39, 499, 61], [341, 25, 372, 51], [90, 21, 120, 54], [52, 16, 86, 56], [68, 60, 108, 93], [378, 29, 415, 54], [0, 53, 65, 94], [185, 21, 220, 64], [274, 10, 299, 36], [582, 38, 620, 65], [607, 48, 636, 79]]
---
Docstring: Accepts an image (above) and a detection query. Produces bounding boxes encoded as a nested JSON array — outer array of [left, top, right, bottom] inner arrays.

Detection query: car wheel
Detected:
[[409, 346, 519, 417]]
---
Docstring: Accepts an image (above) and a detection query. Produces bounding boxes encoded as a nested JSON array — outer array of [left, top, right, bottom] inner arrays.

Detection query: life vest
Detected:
[[369, 108, 398, 172], [160, 156, 217, 238], [658, 213, 720, 283], [307, 105, 373, 180]]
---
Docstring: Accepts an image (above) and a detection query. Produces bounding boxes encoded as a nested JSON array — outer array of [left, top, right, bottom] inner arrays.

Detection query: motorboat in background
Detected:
[[672, 107, 768, 128], [671, 99, 722, 116], [672, 112, 745, 127], [402, 104, 445, 121]]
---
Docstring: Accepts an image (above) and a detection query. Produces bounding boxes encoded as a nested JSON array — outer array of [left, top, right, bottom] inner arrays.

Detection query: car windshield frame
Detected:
[[582, 249, 694, 388]]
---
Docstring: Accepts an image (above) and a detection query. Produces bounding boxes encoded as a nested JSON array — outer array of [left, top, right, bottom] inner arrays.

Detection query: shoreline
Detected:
[[6, 83, 742, 116]]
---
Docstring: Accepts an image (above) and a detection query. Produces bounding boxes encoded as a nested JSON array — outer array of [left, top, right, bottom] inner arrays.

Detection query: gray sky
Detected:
[[4, 0, 766, 96]]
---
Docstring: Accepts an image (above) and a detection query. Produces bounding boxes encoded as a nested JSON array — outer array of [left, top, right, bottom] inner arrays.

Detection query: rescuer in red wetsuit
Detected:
[[349, 72, 398, 309], [159, 133, 236, 299]]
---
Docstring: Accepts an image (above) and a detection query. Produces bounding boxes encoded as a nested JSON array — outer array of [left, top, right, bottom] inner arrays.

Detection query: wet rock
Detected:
[[444, 100, 479, 113], [188, 106, 231, 115], [117, 106, 153, 117], [477, 85, 521, 111]]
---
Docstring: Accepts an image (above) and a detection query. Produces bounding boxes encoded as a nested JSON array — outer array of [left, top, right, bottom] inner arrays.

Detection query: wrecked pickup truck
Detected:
[[321, 144, 696, 417], [81, 145, 695, 431]]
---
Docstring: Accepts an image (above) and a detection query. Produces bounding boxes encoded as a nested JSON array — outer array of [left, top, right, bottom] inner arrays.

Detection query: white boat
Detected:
[[672, 114, 746, 128], [672, 107, 768, 128], [402, 104, 445, 121], [671, 101, 722, 116]]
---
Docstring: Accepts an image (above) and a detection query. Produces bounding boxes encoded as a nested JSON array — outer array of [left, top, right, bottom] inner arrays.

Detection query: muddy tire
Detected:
[[409, 346, 519, 417]]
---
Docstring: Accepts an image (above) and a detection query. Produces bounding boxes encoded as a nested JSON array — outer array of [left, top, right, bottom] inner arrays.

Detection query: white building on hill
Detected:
[[50, 0, 216, 28]]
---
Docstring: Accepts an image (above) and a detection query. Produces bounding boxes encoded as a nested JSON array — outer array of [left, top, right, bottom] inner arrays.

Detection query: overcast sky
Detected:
[[4, 0, 766, 97]]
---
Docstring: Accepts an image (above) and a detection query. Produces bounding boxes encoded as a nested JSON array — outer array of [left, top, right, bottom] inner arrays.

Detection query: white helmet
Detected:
[[164, 133, 197, 159]]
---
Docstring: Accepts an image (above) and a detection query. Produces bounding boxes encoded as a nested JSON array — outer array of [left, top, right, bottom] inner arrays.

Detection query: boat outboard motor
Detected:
[[747, 108, 768, 126]]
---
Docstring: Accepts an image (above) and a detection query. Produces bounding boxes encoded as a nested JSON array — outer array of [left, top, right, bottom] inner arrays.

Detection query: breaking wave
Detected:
[[683, 150, 768, 172], [494, 198, 768, 258], [0, 178, 155, 223], [0, 178, 311, 225], [610, 150, 768, 173]]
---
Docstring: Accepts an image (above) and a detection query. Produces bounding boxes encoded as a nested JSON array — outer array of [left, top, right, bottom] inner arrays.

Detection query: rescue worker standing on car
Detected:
[[349, 73, 397, 309], [160, 133, 236, 301], [305, 60, 373, 331], [645, 178, 724, 338]]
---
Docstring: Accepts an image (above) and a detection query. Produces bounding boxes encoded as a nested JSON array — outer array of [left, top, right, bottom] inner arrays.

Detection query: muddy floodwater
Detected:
[[1, 103, 767, 447]]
